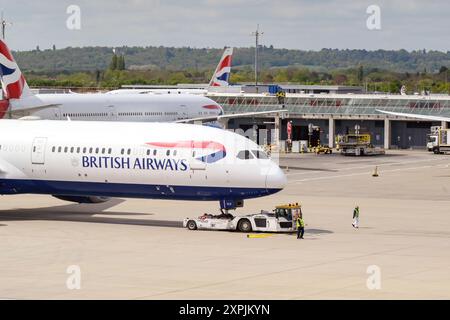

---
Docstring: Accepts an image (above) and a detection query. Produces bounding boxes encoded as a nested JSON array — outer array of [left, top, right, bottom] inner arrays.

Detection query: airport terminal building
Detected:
[[206, 85, 450, 149]]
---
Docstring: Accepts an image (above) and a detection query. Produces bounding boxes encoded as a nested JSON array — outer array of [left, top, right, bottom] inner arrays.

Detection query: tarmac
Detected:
[[0, 150, 449, 299]]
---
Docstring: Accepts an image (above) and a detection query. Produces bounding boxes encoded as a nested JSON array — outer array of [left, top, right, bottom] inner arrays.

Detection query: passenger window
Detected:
[[70, 147, 74, 153], [64, 147, 68, 153], [102, 148, 106, 154], [147, 149, 151, 156], [166, 150, 170, 156], [58, 147, 62, 153], [173, 150, 177, 156], [153, 150, 157, 156], [108, 148, 112, 154], [89, 147, 93, 154], [252, 150, 269, 159], [121, 149, 125, 155], [77, 147, 81, 153], [83, 147, 87, 153], [95, 148, 99, 154], [236, 150, 253, 160], [127, 149, 131, 155], [52, 146, 56, 152]]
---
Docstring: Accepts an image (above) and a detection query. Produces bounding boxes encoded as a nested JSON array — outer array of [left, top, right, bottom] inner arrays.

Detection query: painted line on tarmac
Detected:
[[336, 157, 447, 171], [285, 157, 448, 177], [286, 170, 331, 176], [289, 164, 443, 183]]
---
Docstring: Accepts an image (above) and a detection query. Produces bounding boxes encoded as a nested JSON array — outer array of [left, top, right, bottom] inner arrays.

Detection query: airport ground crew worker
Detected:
[[293, 205, 302, 220], [352, 205, 360, 228], [296, 215, 305, 239]]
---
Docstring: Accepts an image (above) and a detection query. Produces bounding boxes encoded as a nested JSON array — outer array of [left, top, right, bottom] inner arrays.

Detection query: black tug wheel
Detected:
[[237, 219, 252, 232], [187, 220, 197, 230]]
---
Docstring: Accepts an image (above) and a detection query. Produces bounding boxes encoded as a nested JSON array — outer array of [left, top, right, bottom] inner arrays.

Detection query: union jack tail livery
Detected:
[[209, 47, 233, 87], [0, 39, 32, 100]]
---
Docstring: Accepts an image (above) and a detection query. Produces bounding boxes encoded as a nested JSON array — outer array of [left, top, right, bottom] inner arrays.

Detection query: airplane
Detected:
[[376, 109, 450, 122], [0, 39, 223, 122], [0, 41, 284, 124], [107, 47, 234, 95], [0, 119, 287, 209]]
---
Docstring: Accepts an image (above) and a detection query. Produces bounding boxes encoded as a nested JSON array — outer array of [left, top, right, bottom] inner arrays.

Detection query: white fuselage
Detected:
[[0, 120, 286, 202], [9, 93, 222, 122], [107, 89, 208, 95]]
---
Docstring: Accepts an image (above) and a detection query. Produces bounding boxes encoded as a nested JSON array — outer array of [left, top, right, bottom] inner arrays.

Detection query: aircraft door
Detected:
[[52, 107, 62, 120], [106, 105, 117, 120], [178, 105, 188, 120], [31, 137, 48, 165], [189, 145, 207, 183]]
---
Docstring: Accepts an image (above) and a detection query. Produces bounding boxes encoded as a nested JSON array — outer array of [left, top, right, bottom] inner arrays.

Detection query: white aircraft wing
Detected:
[[8, 104, 62, 118], [176, 109, 288, 124], [376, 109, 450, 122]]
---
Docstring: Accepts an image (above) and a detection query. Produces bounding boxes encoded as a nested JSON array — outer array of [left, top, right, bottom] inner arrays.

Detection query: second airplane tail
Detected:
[[209, 47, 233, 87], [0, 39, 32, 100]]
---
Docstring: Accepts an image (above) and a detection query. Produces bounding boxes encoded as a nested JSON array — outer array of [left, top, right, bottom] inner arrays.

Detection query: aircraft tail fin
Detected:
[[209, 47, 233, 87], [0, 39, 32, 100]]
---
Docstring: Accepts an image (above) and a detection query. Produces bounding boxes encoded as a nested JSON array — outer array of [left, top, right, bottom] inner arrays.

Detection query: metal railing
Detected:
[[207, 93, 450, 118]]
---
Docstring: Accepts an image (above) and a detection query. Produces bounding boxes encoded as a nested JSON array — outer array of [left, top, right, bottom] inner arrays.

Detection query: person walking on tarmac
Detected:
[[352, 205, 360, 228], [296, 214, 305, 239]]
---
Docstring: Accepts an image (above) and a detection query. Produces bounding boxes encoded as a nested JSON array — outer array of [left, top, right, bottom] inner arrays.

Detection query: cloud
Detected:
[[2, 0, 449, 51]]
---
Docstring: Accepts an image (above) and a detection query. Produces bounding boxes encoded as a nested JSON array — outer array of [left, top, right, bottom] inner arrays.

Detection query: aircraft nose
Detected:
[[265, 162, 287, 192]]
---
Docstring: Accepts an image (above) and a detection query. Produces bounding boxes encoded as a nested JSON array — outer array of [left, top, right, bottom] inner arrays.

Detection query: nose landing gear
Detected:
[[219, 199, 244, 212]]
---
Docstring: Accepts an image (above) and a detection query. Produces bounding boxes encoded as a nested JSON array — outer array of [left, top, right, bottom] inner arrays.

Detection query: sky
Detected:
[[1, 0, 449, 52]]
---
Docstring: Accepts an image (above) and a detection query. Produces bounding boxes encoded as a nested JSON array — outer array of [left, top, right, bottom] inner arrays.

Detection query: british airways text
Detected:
[[82, 156, 189, 171]]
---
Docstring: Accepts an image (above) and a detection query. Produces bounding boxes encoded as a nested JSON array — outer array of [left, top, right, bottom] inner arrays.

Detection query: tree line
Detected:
[[10, 45, 449, 94], [14, 45, 450, 73]]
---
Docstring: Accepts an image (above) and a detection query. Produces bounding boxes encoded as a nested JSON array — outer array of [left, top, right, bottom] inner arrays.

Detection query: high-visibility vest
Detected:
[[296, 218, 305, 228], [353, 208, 359, 218]]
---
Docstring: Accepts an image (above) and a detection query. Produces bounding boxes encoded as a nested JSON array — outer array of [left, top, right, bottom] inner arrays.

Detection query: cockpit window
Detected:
[[237, 150, 254, 160], [252, 150, 269, 159]]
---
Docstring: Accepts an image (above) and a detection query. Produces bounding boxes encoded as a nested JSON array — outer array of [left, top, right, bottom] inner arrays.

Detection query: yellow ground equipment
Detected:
[[275, 203, 302, 220], [433, 129, 450, 154], [311, 145, 333, 155], [337, 134, 385, 156], [247, 234, 274, 239]]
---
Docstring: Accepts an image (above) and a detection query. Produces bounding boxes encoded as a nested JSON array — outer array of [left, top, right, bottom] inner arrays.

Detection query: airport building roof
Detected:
[[121, 83, 363, 94], [249, 84, 363, 94], [206, 92, 450, 120]]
